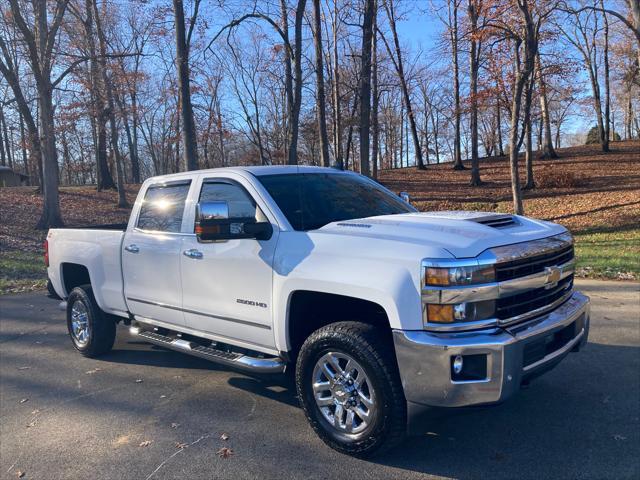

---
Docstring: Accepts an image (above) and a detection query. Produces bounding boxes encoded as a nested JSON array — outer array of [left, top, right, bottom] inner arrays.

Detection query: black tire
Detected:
[[66, 285, 116, 357], [295, 321, 406, 457]]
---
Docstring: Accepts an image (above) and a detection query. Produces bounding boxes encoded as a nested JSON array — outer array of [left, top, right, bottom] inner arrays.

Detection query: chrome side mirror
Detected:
[[197, 201, 229, 222], [399, 192, 411, 204], [195, 201, 272, 242]]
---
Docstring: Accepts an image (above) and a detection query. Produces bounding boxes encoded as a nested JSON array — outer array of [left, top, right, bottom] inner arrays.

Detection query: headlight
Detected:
[[425, 300, 496, 324], [424, 264, 495, 286]]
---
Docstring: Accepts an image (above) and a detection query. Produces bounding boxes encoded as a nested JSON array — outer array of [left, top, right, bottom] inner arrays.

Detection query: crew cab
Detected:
[[46, 166, 590, 456]]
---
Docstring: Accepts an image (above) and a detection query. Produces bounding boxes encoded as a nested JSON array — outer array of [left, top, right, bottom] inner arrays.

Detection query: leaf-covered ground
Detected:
[[0, 141, 638, 294], [379, 140, 640, 280]]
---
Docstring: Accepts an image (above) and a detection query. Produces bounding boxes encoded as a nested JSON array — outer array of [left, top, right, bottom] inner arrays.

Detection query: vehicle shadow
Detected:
[[98, 334, 639, 478], [224, 341, 639, 478]]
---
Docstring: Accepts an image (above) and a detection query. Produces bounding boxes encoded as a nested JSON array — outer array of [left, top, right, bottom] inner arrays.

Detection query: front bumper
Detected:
[[393, 291, 590, 408]]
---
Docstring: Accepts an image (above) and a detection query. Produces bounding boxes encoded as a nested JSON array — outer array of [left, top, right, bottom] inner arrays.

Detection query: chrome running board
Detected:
[[129, 325, 286, 374]]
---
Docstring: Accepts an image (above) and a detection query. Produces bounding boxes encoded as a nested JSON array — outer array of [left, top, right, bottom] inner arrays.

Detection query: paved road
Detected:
[[1, 280, 638, 480]]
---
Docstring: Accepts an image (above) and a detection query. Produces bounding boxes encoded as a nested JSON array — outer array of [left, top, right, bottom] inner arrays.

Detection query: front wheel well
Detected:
[[61, 263, 91, 296], [287, 291, 391, 357]]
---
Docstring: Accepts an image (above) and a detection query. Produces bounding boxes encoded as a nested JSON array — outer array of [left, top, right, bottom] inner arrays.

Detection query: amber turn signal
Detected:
[[427, 304, 454, 323]]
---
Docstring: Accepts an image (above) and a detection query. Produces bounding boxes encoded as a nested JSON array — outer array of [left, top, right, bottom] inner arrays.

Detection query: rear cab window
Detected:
[[136, 181, 192, 233]]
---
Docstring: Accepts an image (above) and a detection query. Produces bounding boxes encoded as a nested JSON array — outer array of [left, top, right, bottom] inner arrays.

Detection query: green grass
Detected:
[[0, 250, 47, 295], [574, 228, 640, 280]]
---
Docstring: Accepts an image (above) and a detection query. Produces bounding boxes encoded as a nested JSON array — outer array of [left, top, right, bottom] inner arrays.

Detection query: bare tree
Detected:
[[535, 51, 558, 158], [92, 0, 128, 207], [468, 0, 482, 185], [2, 0, 70, 228], [173, 0, 200, 171], [359, 0, 374, 176], [371, 0, 380, 178], [450, 0, 465, 170], [380, 0, 425, 169], [312, 0, 330, 167]]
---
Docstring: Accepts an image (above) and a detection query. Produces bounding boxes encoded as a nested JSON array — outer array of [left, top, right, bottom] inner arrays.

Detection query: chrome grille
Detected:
[[495, 244, 574, 282], [497, 275, 573, 320]]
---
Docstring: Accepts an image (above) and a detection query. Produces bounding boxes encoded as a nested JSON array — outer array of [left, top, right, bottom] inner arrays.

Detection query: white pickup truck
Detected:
[[46, 166, 590, 456]]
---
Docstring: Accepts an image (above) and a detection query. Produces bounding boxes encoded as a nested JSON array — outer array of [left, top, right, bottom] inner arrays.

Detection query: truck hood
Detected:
[[315, 211, 567, 258]]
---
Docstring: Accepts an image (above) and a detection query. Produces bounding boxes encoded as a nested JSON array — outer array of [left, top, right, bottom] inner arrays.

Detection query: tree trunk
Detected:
[[84, 0, 115, 191], [93, 0, 129, 208], [468, 0, 481, 185], [359, 0, 374, 176], [535, 52, 557, 158], [602, 0, 611, 150], [0, 106, 10, 168], [382, 0, 424, 170], [508, 43, 527, 215], [451, 0, 464, 170], [173, 0, 198, 171], [332, 1, 343, 169], [496, 94, 504, 156], [36, 81, 64, 228], [312, 0, 331, 167], [524, 69, 536, 190], [371, 0, 379, 179], [287, 0, 308, 165]]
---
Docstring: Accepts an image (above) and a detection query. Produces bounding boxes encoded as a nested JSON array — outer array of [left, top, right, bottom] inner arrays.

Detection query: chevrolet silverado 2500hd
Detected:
[[46, 166, 590, 456]]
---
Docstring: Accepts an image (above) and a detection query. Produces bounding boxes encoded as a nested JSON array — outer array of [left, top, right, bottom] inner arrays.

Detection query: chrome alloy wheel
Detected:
[[70, 300, 90, 346], [312, 352, 376, 435]]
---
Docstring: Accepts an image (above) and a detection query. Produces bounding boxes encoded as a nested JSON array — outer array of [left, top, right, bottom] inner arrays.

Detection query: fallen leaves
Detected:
[[216, 447, 234, 458], [139, 440, 152, 447]]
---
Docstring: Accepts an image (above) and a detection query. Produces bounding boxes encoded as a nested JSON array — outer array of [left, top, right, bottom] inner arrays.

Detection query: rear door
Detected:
[[122, 179, 192, 326]]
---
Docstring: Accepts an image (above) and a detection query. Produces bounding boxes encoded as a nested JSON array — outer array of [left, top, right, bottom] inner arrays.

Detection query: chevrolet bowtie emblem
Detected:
[[544, 266, 561, 288]]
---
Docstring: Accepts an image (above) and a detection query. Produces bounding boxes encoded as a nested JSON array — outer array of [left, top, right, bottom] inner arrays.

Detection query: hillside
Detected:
[[1, 141, 638, 293]]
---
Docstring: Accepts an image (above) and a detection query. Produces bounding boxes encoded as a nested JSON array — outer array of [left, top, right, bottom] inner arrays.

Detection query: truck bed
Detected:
[[47, 228, 127, 316]]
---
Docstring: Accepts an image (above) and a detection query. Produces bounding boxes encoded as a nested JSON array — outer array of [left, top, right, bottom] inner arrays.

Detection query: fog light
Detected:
[[453, 355, 464, 374]]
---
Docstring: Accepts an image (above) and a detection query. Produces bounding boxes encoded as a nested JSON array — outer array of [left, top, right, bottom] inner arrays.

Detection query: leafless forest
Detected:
[[0, 0, 638, 228]]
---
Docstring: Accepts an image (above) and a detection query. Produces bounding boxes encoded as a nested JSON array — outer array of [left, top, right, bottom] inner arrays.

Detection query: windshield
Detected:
[[256, 172, 415, 231]]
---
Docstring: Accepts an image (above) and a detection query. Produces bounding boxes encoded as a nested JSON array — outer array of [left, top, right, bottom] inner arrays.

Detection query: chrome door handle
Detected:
[[183, 249, 203, 259], [124, 244, 139, 253]]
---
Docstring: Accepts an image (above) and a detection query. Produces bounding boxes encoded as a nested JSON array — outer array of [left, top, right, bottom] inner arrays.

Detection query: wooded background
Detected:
[[0, 0, 638, 228]]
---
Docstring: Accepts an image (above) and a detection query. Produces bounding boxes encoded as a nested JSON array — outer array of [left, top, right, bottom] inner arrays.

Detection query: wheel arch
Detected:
[[61, 262, 92, 297], [285, 290, 393, 358]]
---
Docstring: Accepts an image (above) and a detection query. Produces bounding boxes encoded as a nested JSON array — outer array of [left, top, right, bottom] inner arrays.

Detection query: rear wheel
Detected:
[[295, 321, 406, 457], [66, 285, 116, 357]]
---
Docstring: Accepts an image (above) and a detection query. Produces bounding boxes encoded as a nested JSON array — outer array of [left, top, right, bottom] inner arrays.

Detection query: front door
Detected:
[[122, 180, 192, 327], [180, 177, 278, 351]]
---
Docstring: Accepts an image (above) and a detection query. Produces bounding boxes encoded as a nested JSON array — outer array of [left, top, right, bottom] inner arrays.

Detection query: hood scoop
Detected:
[[419, 211, 518, 229]]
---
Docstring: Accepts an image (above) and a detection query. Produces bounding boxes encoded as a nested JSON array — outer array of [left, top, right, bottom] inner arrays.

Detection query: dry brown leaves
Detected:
[[216, 447, 234, 458], [379, 141, 640, 235]]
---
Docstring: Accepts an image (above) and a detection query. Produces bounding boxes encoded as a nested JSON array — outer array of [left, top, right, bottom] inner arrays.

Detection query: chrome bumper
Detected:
[[393, 291, 590, 408]]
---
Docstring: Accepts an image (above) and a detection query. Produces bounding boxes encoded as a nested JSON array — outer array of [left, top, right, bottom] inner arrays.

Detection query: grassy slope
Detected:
[[0, 142, 638, 294]]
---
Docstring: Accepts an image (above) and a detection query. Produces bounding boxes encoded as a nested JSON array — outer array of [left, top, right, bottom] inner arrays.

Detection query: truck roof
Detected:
[[147, 165, 349, 182]]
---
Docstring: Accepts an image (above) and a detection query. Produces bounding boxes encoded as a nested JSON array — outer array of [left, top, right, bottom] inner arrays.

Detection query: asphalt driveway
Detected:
[[1, 280, 638, 480]]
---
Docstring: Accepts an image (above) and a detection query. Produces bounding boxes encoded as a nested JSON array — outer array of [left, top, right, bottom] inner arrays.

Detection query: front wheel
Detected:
[[66, 285, 116, 357], [295, 321, 406, 457]]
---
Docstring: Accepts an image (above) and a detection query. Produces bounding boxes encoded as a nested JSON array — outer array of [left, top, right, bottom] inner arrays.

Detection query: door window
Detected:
[[136, 181, 191, 233], [199, 180, 264, 220]]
